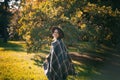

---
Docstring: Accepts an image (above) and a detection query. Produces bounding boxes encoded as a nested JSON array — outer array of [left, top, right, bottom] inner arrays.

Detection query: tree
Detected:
[[0, 0, 22, 42], [18, 0, 120, 52], [0, 0, 11, 43]]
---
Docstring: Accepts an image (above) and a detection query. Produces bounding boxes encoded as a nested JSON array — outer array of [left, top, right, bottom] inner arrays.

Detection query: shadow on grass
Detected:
[[38, 49, 49, 54], [69, 51, 104, 80], [31, 42, 120, 80], [31, 54, 45, 67], [0, 41, 25, 52], [69, 43, 120, 80]]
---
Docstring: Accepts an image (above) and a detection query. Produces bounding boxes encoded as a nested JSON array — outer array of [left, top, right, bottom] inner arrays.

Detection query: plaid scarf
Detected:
[[43, 39, 75, 80]]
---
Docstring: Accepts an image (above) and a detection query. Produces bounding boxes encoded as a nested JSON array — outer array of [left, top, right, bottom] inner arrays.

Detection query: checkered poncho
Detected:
[[43, 39, 75, 80]]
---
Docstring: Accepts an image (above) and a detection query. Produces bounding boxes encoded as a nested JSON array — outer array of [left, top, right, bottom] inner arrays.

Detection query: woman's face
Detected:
[[52, 29, 59, 39]]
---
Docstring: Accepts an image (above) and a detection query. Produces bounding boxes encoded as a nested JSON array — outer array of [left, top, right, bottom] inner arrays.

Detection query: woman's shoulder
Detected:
[[51, 39, 61, 47]]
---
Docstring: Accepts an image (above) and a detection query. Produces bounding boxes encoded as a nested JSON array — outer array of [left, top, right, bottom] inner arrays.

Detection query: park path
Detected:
[[98, 49, 120, 80], [70, 46, 120, 80]]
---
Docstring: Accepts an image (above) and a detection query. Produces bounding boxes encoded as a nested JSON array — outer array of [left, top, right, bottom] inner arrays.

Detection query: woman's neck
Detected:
[[53, 38, 57, 41], [53, 38, 61, 42]]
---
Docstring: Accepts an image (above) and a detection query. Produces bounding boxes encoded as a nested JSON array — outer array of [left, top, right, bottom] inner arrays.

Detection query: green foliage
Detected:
[[18, 0, 80, 52], [18, 0, 120, 52], [81, 3, 120, 44], [8, 11, 22, 40]]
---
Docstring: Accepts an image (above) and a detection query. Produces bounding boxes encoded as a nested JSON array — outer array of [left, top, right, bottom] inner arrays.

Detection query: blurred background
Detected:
[[0, 0, 120, 80]]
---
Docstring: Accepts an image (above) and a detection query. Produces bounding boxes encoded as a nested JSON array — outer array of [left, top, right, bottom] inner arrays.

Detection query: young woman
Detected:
[[43, 27, 75, 80]]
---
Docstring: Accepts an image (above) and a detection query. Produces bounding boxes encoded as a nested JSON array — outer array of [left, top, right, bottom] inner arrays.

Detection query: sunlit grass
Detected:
[[0, 41, 47, 80], [0, 41, 93, 80], [0, 51, 48, 80], [0, 41, 95, 80]]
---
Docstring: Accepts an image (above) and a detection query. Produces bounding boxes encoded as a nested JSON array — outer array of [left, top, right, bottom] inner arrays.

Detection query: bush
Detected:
[[18, 0, 120, 52]]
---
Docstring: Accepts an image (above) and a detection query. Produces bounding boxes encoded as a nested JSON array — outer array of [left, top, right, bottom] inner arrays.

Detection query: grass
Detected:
[[0, 41, 47, 80], [0, 41, 94, 80], [0, 40, 119, 80]]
